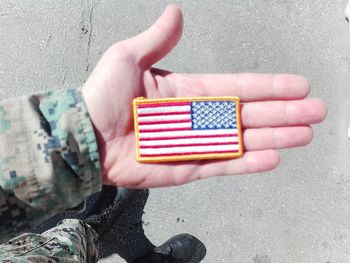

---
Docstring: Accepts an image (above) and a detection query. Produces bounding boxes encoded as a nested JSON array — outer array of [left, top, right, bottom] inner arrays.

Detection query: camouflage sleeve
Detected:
[[0, 88, 102, 241]]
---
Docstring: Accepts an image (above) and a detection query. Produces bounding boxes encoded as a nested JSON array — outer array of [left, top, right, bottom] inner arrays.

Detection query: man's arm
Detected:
[[0, 88, 101, 241]]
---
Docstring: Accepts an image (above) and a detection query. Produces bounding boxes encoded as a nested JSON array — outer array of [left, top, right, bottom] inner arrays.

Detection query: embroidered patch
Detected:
[[133, 97, 243, 162]]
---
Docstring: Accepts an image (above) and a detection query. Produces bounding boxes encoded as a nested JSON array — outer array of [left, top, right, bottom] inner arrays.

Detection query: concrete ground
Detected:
[[1, 0, 350, 262]]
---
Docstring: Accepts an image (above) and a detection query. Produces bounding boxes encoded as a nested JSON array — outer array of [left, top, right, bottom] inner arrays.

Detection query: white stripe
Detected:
[[138, 114, 190, 122], [137, 105, 191, 114], [139, 136, 238, 146], [139, 144, 239, 155], [139, 129, 238, 139], [139, 122, 192, 130]]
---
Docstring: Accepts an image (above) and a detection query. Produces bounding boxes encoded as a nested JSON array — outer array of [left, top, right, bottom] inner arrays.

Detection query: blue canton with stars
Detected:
[[190, 101, 237, 130]]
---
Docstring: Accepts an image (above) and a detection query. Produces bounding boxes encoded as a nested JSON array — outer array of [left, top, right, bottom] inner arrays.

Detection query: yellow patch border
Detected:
[[133, 96, 243, 163]]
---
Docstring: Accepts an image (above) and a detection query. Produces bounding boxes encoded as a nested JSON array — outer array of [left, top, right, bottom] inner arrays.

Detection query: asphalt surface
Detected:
[[1, 1, 350, 262]]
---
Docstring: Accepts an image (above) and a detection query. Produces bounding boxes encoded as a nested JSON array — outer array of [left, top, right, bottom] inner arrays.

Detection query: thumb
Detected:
[[122, 5, 183, 67]]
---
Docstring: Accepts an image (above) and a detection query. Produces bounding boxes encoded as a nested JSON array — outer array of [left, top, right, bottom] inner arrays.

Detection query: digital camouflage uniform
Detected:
[[0, 88, 102, 262]]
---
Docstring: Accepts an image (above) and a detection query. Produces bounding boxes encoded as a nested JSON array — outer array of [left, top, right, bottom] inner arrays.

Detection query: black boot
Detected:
[[85, 187, 155, 261], [98, 189, 155, 261], [85, 185, 117, 216], [84, 186, 138, 238], [131, 234, 206, 263]]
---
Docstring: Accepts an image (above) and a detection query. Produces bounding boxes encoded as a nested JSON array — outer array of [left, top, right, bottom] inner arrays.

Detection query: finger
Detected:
[[123, 5, 183, 67], [195, 150, 280, 180], [241, 99, 327, 128], [160, 72, 310, 102], [243, 126, 313, 151]]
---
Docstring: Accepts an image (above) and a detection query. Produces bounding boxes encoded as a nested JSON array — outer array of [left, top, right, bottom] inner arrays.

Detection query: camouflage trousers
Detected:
[[0, 219, 99, 263]]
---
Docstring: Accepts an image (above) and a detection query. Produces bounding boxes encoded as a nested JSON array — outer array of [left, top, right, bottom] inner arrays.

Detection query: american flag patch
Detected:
[[133, 97, 243, 162]]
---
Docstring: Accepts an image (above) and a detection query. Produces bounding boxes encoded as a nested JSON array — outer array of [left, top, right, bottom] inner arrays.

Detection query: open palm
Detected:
[[82, 5, 326, 188]]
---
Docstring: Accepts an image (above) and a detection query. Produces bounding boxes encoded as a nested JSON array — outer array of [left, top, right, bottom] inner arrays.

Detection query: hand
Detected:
[[82, 5, 327, 188]]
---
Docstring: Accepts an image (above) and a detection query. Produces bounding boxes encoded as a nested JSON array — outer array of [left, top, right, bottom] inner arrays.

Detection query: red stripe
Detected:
[[139, 128, 192, 133], [138, 111, 191, 117], [138, 119, 191, 125], [138, 102, 190, 108], [139, 134, 238, 141], [140, 150, 239, 157], [139, 142, 238, 149]]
